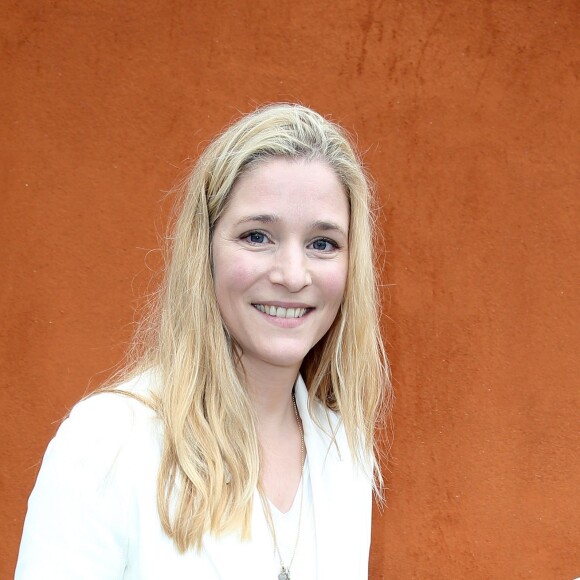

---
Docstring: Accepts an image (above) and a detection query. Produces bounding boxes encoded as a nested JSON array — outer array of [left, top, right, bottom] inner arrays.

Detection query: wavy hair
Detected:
[[113, 103, 391, 551]]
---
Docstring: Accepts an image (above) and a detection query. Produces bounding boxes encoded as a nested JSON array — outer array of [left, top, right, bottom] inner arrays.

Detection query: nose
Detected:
[[269, 245, 312, 292]]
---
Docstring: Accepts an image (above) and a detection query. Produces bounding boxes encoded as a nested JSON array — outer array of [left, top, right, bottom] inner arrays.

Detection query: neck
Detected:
[[238, 358, 300, 432]]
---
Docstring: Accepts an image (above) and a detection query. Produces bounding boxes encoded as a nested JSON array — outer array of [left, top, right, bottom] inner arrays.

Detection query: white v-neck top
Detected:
[[267, 458, 317, 579], [16, 372, 372, 580]]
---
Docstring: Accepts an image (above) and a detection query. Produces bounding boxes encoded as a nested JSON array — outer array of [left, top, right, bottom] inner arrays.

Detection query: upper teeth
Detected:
[[253, 304, 308, 318]]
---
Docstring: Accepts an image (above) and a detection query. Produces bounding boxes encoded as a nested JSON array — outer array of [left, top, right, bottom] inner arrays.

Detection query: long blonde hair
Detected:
[[113, 103, 391, 551]]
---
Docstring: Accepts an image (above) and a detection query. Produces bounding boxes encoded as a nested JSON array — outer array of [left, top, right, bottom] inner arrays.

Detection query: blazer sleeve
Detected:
[[15, 393, 140, 580]]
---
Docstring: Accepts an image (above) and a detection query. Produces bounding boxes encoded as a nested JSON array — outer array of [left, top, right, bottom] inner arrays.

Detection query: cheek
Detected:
[[320, 264, 348, 305], [213, 254, 262, 302]]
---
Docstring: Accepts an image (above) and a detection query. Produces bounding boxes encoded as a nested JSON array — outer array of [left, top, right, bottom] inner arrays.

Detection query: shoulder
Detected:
[[296, 375, 374, 480], [23, 371, 163, 536], [16, 371, 162, 579], [45, 371, 162, 485], [68, 371, 158, 434], [71, 370, 159, 428]]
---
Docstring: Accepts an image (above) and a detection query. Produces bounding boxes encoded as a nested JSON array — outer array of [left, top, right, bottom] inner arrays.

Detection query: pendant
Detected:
[[278, 566, 290, 580]]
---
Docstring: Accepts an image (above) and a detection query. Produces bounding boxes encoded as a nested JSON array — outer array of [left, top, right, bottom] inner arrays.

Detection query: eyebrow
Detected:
[[235, 214, 281, 225], [236, 215, 347, 237], [311, 220, 348, 237]]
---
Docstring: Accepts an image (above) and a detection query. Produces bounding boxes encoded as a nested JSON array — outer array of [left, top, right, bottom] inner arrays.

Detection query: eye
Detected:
[[243, 231, 269, 245], [309, 238, 338, 252]]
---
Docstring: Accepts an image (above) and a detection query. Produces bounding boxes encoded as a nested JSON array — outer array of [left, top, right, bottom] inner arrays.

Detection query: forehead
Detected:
[[223, 158, 349, 227]]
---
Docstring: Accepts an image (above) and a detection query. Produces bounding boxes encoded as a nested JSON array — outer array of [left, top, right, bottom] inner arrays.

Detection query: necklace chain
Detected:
[[261, 392, 305, 580]]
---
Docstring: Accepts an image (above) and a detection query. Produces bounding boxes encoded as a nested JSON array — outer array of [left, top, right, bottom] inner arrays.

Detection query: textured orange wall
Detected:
[[1, 1, 578, 578]]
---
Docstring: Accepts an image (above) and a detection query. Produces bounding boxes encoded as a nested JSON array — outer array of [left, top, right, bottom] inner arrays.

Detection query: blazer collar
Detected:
[[294, 375, 361, 580]]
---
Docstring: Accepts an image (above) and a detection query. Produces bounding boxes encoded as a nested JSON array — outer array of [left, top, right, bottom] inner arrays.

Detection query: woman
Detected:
[[16, 103, 391, 579]]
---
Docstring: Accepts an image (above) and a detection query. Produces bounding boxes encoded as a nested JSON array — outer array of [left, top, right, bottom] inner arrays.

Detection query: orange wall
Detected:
[[1, 1, 578, 578]]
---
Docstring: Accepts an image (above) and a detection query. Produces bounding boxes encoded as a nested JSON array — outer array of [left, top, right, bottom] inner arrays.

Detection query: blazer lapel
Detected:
[[295, 377, 360, 580]]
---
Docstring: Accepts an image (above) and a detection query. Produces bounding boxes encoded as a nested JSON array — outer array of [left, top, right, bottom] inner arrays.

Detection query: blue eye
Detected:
[[310, 238, 337, 251], [246, 231, 267, 244]]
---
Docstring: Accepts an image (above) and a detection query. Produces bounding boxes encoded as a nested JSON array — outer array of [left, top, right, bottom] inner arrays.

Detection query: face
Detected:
[[212, 157, 349, 375]]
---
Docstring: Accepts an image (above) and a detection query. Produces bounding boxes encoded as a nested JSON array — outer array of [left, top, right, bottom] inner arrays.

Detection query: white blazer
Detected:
[[16, 373, 373, 579]]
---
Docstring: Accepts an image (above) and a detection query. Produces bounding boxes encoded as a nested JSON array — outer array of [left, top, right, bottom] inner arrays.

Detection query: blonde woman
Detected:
[[16, 104, 391, 580]]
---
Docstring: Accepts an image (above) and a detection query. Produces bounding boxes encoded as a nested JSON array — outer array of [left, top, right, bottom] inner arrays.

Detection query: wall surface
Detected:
[[1, 1, 578, 578]]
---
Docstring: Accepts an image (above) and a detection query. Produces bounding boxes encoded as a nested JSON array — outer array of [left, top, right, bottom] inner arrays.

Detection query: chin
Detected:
[[248, 343, 314, 370]]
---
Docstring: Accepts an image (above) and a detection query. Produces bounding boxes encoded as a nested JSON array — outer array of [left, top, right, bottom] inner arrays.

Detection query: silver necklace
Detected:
[[261, 393, 305, 580]]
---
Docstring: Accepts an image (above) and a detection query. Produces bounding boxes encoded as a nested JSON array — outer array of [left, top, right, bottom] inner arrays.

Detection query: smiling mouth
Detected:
[[252, 304, 311, 319]]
